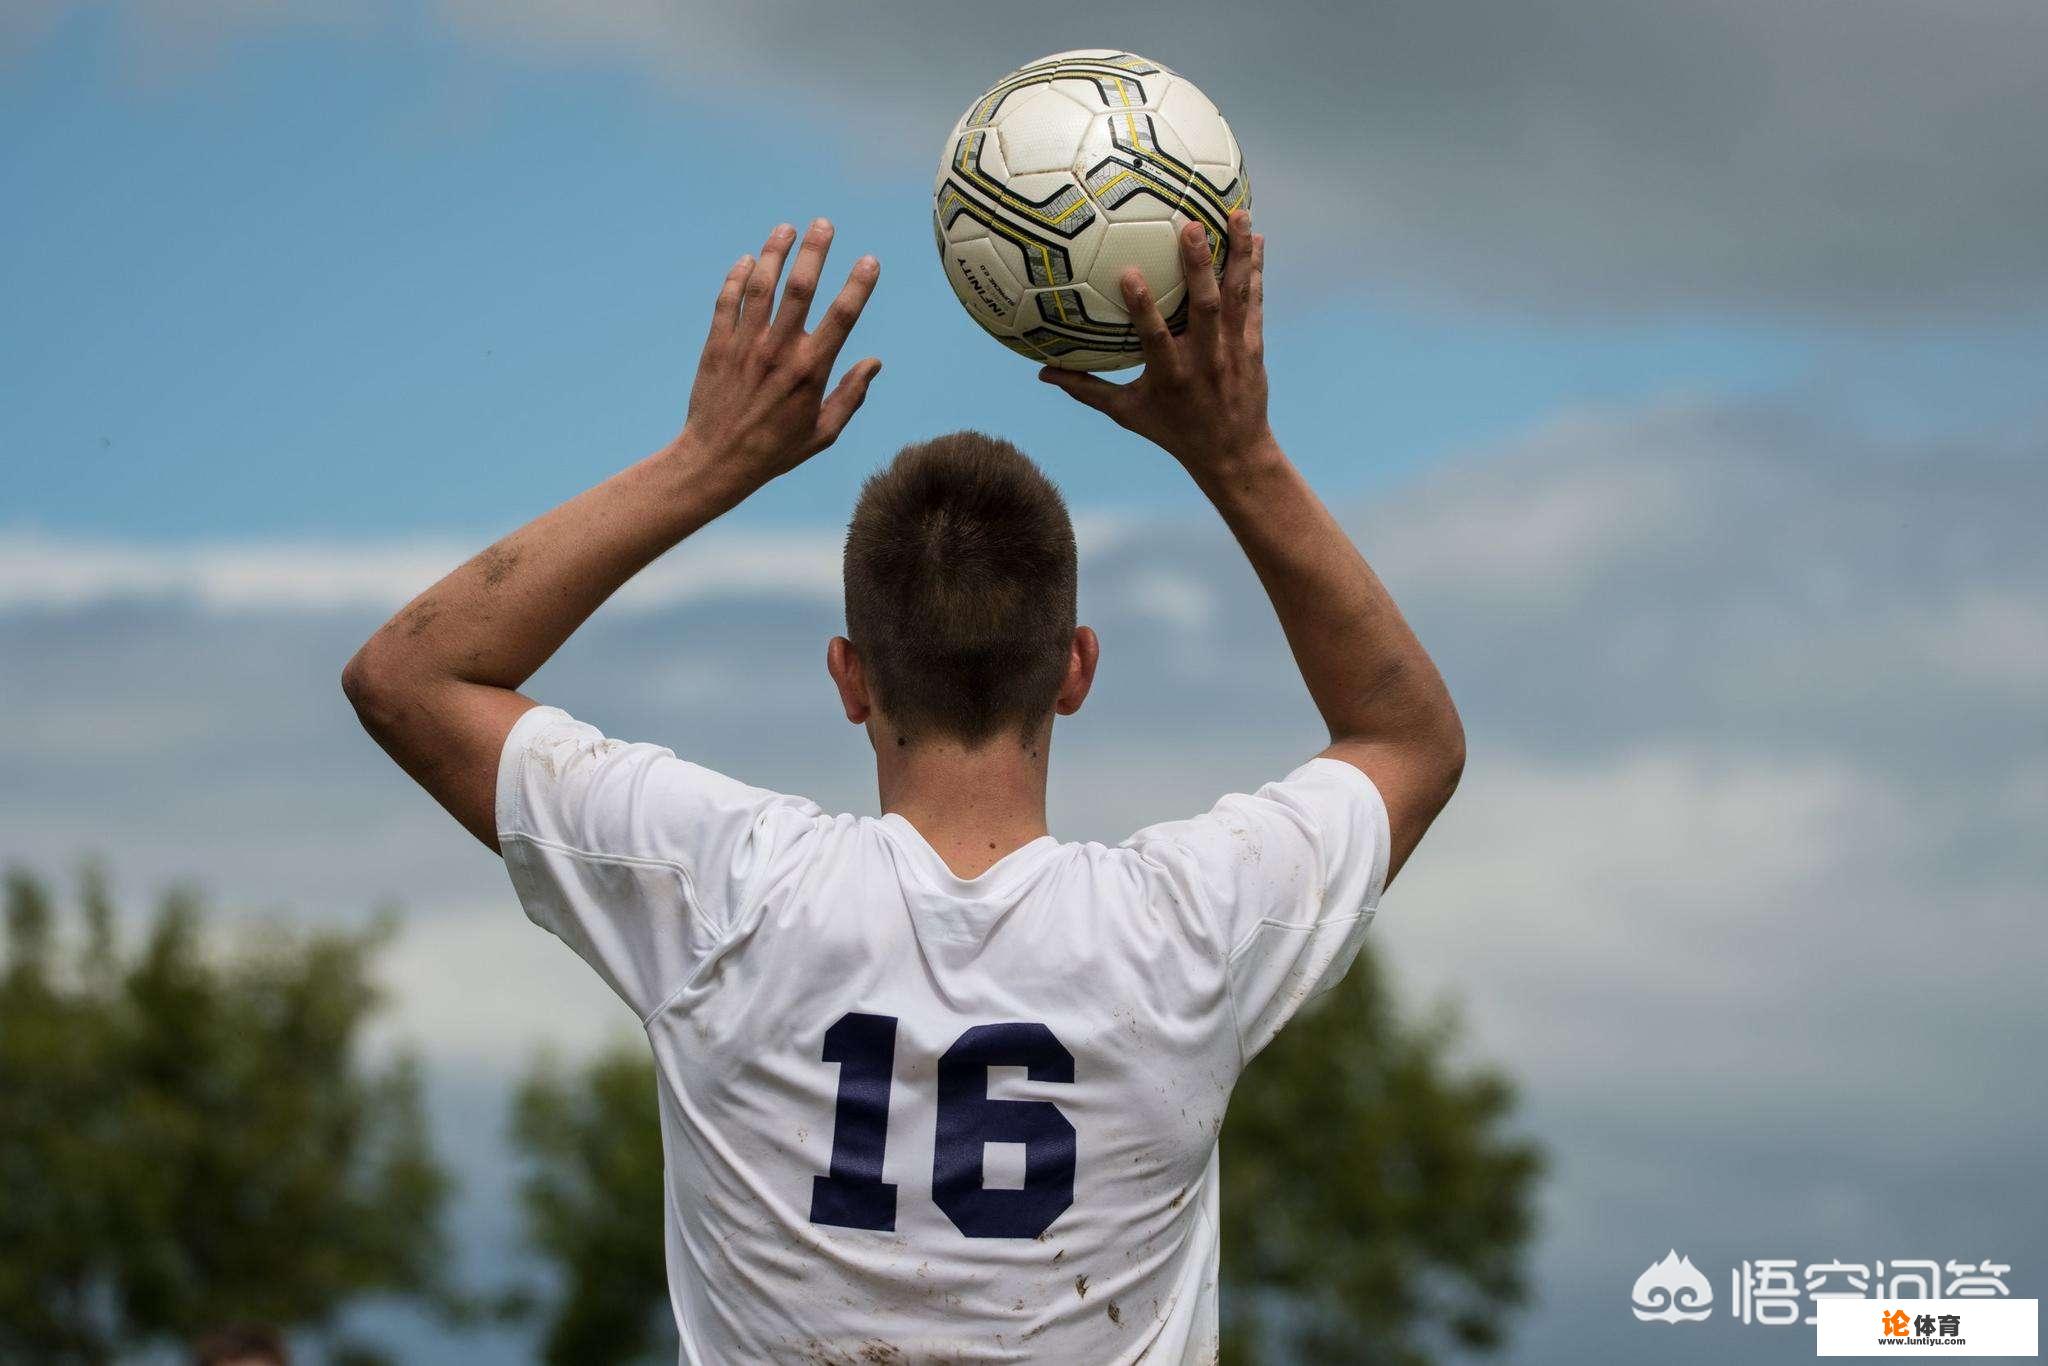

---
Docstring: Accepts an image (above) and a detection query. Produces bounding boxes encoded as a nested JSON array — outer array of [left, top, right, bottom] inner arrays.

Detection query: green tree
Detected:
[[1219, 947, 1543, 1363], [507, 943, 1540, 1364], [0, 866, 451, 1364], [511, 1043, 673, 1365]]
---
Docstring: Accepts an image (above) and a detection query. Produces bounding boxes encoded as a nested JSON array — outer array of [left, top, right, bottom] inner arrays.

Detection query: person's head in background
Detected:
[[193, 1324, 288, 1366]]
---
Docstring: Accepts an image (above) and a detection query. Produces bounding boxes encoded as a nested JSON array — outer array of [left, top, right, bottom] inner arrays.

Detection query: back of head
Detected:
[[844, 432, 1077, 745]]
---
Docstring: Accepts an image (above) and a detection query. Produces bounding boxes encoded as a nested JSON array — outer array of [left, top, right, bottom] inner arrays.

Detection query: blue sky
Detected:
[[11, 4, 2042, 543], [4, 4, 2046, 1363]]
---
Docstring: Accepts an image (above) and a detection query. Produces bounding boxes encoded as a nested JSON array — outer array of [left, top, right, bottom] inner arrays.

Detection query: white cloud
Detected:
[[1922, 591, 2048, 693], [1368, 415, 1690, 602], [370, 897, 632, 1069], [1385, 745, 1928, 1073], [1114, 567, 1216, 634], [0, 525, 840, 613], [0, 529, 469, 611], [0, 503, 1135, 615]]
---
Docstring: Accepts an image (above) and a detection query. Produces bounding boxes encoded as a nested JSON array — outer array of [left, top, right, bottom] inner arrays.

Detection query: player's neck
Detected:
[[873, 719, 1052, 880]]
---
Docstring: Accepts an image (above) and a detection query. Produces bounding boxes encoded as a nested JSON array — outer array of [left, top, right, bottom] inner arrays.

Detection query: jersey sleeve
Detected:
[[494, 705, 817, 1021], [1126, 756, 1392, 1061]]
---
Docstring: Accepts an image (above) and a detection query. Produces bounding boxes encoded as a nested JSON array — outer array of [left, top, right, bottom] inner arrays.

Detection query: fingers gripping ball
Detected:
[[933, 50, 1250, 372]]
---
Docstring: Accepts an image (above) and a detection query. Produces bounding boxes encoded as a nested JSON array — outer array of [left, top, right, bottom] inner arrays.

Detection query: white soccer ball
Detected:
[[933, 50, 1250, 372]]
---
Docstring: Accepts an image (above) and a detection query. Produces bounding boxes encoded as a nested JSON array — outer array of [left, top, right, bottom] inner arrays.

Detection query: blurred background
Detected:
[[3, 1, 2044, 1361]]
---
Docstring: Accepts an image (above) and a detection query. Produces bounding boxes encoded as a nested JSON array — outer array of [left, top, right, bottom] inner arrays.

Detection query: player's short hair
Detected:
[[844, 431, 1077, 744]]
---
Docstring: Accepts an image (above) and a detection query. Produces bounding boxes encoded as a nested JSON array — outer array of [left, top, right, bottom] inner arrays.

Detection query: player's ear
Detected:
[[827, 636, 871, 724], [1054, 626, 1099, 716]]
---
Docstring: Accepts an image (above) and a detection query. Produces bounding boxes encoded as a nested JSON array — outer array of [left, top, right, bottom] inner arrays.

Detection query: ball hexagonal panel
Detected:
[[1088, 219, 1182, 302], [1155, 79, 1235, 167], [995, 86, 1095, 176]]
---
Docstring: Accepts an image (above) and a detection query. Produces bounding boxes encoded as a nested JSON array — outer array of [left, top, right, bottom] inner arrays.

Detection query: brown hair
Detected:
[[844, 431, 1077, 744]]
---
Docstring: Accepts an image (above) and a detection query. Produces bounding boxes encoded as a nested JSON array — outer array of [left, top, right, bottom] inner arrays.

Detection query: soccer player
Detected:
[[344, 211, 1463, 1362]]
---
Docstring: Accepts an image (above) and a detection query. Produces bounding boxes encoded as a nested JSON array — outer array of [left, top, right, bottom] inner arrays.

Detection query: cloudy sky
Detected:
[[4, 3, 2045, 1361]]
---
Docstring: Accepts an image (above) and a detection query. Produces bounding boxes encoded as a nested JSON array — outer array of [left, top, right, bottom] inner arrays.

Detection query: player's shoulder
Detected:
[[1121, 757, 1384, 849]]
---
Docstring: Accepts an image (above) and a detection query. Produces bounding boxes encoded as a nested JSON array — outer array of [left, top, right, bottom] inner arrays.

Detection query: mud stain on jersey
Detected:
[[793, 1339, 905, 1365]]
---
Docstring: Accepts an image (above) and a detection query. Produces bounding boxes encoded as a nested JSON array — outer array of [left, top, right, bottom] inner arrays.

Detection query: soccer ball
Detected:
[[933, 50, 1250, 372]]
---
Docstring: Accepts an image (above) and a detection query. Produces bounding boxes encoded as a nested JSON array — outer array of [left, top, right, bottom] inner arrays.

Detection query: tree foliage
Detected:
[[1219, 946, 1544, 1363], [0, 866, 451, 1364], [511, 1043, 674, 1365], [508, 942, 1540, 1364]]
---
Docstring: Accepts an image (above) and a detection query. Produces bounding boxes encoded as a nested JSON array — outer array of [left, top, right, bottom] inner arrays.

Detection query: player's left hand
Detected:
[[1037, 210, 1271, 479], [678, 219, 883, 485]]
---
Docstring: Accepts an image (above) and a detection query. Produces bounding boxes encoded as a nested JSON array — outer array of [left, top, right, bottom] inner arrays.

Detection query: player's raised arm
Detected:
[[342, 221, 882, 849], [1041, 211, 1462, 881]]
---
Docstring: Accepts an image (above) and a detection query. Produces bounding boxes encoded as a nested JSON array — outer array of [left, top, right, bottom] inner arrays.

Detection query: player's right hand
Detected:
[[677, 220, 882, 488], [1038, 209, 1275, 478]]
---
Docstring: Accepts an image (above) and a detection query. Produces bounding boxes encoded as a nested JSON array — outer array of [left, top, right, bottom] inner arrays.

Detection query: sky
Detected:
[[3, 2, 2046, 1362]]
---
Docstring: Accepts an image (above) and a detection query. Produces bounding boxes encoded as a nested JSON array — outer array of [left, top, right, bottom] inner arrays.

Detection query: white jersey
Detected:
[[496, 705, 1390, 1364]]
